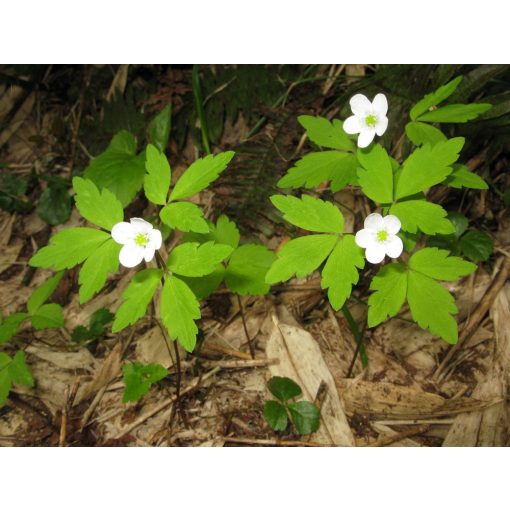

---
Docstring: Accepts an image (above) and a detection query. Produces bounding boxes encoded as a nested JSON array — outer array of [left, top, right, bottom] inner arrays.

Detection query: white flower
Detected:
[[355, 213, 403, 264], [343, 93, 388, 148], [111, 218, 162, 268]]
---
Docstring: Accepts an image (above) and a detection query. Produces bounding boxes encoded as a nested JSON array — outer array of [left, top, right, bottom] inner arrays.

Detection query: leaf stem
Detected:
[[236, 294, 255, 359], [341, 303, 368, 375]]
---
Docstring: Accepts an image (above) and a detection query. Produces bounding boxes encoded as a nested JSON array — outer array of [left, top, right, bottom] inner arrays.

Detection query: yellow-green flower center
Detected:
[[365, 114, 377, 127], [377, 230, 388, 242], [134, 233, 149, 247]]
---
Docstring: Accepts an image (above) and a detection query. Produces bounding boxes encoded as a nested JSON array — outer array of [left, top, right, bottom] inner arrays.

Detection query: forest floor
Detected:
[[1, 64, 509, 446]]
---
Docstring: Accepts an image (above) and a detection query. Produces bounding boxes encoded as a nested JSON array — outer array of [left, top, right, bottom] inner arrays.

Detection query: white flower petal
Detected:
[[382, 214, 401, 235], [375, 115, 388, 136], [385, 235, 403, 259], [149, 228, 162, 250], [130, 217, 153, 234], [119, 243, 145, 268], [143, 246, 156, 263], [372, 93, 388, 117], [364, 213, 384, 231], [357, 128, 376, 148], [355, 229, 374, 249], [350, 94, 371, 116], [111, 222, 133, 244], [343, 115, 361, 135], [365, 244, 386, 264]]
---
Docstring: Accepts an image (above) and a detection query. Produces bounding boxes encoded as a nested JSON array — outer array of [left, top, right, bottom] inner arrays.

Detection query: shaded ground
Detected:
[[1, 64, 510, 446]]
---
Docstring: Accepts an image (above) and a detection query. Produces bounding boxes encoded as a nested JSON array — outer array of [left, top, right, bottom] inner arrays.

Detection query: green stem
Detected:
[[341, 303, 368, 371]]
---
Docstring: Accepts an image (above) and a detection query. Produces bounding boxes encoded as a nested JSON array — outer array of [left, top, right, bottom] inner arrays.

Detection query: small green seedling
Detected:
[[122, 362, 168, 403], [263, 376, 320, 435]]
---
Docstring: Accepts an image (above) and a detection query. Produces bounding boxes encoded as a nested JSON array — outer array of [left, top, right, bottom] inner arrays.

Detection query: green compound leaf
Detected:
[[112, 268, 163, 333], [417, 103, 492, 123], [357, 143, 393, 204], [267, 376, 302, 401], [407, 270, 458, 344], [445, 164, 488, 190], [29, 228, 111, 271], [410, 76, 463, 120], [409, 247, 476, 281], [321, 234, 365, 311], [330, 153, 359, 192], [389, 200, 455, 235], [180, 265, 225, 300], [31, 303, 64, 330], [169, 151, 235, 202], [144, 144, 171, 205], [160, 202, 209, 234], [405, 121, 447, 147], [271, 194, 344, 233], [84, 131, 146, 207], [459, 231, 494, 262], [27, 271, 64, 315], [72, 177, 124, 231], [78, 239, 120, 304], [298, 115, 355, 151], [288, 401, 321, 435], [167, 241, 233, 277], [149, 103, 172, 152], [160, 275, 201, 352], [9, 351, 34, 387], [395, 138, 464, 200], [367, 263, 408, 328], [122, 362, 168, 403], [277, 151, 357, 190], [0, 355, 11, 405], [211, 215, 240, 248], [225, 244, 276, 296], [263, 400, 288, 431], [0, 313, 29, 345], [265, 234, 338, 284]]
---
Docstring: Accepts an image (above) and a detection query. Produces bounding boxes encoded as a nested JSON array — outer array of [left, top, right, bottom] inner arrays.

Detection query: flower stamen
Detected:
[[365, 114, 377, 127], [376, 230, 388, 242], [134, 233, 149, 248]]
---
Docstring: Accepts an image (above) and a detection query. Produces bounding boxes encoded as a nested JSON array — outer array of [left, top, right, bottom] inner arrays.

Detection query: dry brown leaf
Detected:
[[266, 313, 355, 446], [135, 326, 174, 368]]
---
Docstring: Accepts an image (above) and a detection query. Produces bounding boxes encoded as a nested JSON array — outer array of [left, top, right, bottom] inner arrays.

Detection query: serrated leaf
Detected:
[[0, 313, 28, 345], [321, 234, 365, 311], [160, 202, 209, 233], [368, 263, 408, 327], [409, 247, 476, 281], [169, 151, 235, 201], [167, 241, 233, 277], [149, 103, 172, 152], [144, 144, 171, 205], [407, 270, 458, 344], [288, 401, 321, 435], [265, 234, 337, 284], [72, 177, 124, 231], [445, 164, 488, 190], [122, 362, 168, 403], [267, 376, 302, 401], [212, 215, 240, 248], [9, 351, 34, 387], [271, 194, 344, 233], [112, 269, 163, 333], [27, 271, 64, 314], [278, 151, 356, 190], [31, 303, 64, 330], [330, 153, 359, 192], [395, 138, 464, 200], [405, 121, 447, 146], [78, 239, 120, 304], [160, 275, 200, 352], [298, 115, 355, 151], [29, 228, 111, 271], [225, 244, 276, 296], [263, 400, 288, 431], [84, 131, 146, 207], [459, 231, 493, 262], [410, 76, 463, 120], [418, 103, 492, 123], [357, 144, 393, 203], [390, 200, 454, 235]]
